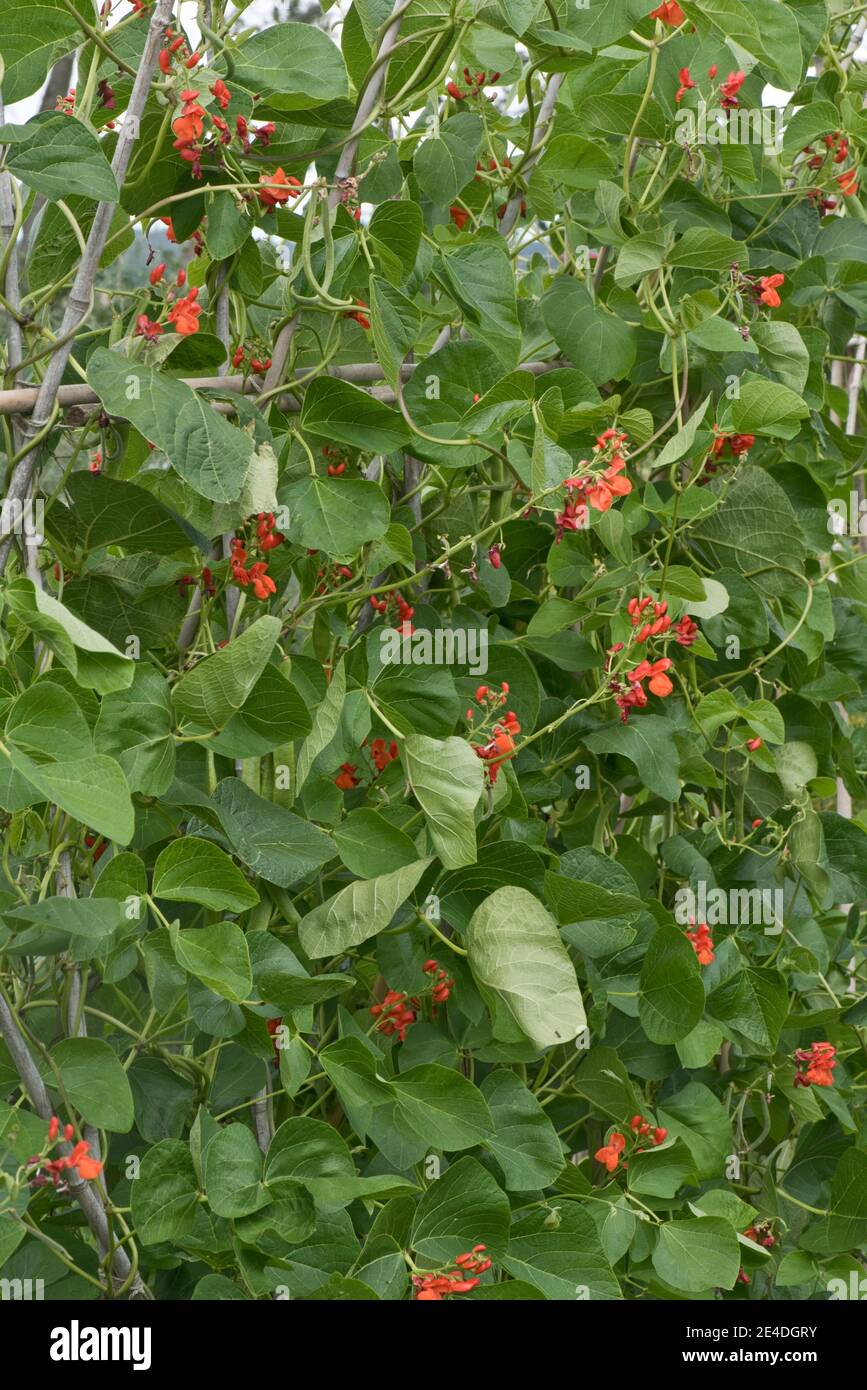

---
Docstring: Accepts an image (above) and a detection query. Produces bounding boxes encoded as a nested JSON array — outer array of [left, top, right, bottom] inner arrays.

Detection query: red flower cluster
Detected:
[[167, 285, 201, 335], [630, 1114, 668, 1145], [371, 737, 399, 772], [232, 344, 272, 374], [793, 1041, 837, 1088], [675, 613, 698, 647], [423, 958, 454, 1014], [369, 589, 415, 636], [30, 1119, 103, 1188], [344, 298, 370, 330], [449, 205, 469, 231], [413, 1245, 492, 1299], [711, 431, 755, 458], [836, 167, 858, 197], [611, 656, 673, 722], [629, 594, 670, 644], [595, 1131, 626, 1172], [555, 429, 631, 540], [258, 168, 302, 210], [229, 513, 283, 601], [596, 1113, 667, 1174], [472, 699, 520, 785], [446, 68, 500, 101], [178, 567, 216, 599], [371, 990, 418, 1042], [84, 832, 107, 863], [136, 262, 201, 341], [335, 736, 399, 789], [686, 919, 714, 966]]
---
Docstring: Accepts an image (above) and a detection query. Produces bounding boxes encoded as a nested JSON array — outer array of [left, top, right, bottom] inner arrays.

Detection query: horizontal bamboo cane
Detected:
[[0, 359, 562, 417]]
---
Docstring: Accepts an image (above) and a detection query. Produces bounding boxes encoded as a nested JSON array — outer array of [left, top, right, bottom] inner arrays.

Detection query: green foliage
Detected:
[[0, 0, 866, 1307]]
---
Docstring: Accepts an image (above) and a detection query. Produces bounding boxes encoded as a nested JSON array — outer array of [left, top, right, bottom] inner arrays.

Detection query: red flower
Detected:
[[167, 288, 201, 336], [134, 313, 163, 342], [149, 262, 166, 286], [335, 762, 359, 790], [686, 920, 714, 966], [258, 168, 301, 209], [836, 168, 858, 196], [248, 561, 275, 600], [675, 67, 695, 104], [758, 273, 784, 308], [48, 1116, 60, 1142], [370, 989, 417, 1042], [346, 298, 370, 330], [370, 737, 399, 772], [675, 614, 698, 647], [793, 1041, 837, 1089], [649, 1, 685, 24], [488, 544, 502, 569], [720, 70, 746, 107], [629, 656, 673, 697], [746, 736, 762, 751], [210, 78, 231, 110], [446, 81, 465, 100], [449, 205, 468, 230], [595, 1131, 626, 1173]]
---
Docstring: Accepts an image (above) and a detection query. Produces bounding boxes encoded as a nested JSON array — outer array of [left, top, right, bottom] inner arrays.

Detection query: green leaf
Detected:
[[87, 349, 253, 503], [212, 778, 333, 887], [130, 1140, 201, 1245], [467, 887, 587, 1047], [2, 744, 134, 845], [52, 1037, 134, 1133], [283, 475, 392, 552], [409, 1156, 511, 1261], [334, 809, 419, 878], [172, 922, 253, 1003], [730, 380, 810, 440], [413, 112, 483, 204], [542, 279, 636, 385], [481, 1070, 565, 1190], [95, 664, 175, 796], [0, 3, 82, 105], [638, 924, 704, 1044], [231, 23, 349, 109], [390, 1063, 495, 1151], [0, 113, 118, 202], [152, 837, 259, 913], [436, 240, 521, 369], [204, 1124, 269, 1217], [299, 379, 409, 453], [368, 201, 422, 280], [584, 716, 682, 802], [651, 1217, 741, 1293], [403, 734, 484, 869], [298, 859, 432, 958], [503, 1206, 621, 1300], [5, 577, 134, 695], [45, 473, 194, 556], [172, 617, 281, 730]]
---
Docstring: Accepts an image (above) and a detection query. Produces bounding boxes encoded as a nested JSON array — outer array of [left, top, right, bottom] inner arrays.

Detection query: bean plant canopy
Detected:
[[0, 0, 866, 1308]]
